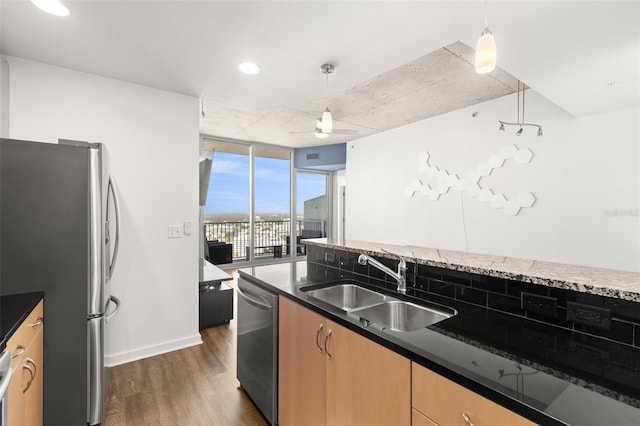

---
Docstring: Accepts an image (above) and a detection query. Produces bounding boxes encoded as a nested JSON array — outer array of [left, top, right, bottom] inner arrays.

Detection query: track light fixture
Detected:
[[498, 81, 543, 136]]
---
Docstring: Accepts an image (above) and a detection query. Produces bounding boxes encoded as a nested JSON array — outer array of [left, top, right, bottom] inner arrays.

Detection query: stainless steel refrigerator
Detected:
[[0, 138, 121, 425]]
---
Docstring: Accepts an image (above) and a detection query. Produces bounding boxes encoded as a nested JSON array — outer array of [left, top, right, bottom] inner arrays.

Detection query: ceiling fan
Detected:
[[290, 63, 358, 139]]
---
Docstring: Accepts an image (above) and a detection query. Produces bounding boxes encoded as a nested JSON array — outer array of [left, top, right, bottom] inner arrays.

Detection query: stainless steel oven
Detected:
[[236, 278, 278, 426], [0, 351, 13, 426]]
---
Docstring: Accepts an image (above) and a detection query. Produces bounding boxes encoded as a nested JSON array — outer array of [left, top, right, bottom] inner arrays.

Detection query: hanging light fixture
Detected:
[[498, 81, 543, 136], [319, 64, 335, 134], [475, 0, 496, 74]]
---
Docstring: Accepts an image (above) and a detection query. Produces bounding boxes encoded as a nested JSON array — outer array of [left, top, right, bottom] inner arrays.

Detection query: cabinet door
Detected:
[[279, 297, 326, 426], [8, 361, 26, 426], [24, 327, 44, 426], [412, 362, 535, 426], [325, 320, 411, 426]]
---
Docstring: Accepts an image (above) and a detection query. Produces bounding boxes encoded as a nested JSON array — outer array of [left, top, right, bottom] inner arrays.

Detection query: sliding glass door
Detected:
[[296, 171, 330, 254]]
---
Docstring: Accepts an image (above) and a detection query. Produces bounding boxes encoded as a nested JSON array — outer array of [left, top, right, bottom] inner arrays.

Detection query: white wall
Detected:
[[346, 91, 640, 272], [5, 56, 201, 365]]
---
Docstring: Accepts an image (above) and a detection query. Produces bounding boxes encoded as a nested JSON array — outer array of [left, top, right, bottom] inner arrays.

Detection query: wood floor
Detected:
[[103, 271, 268, 426]]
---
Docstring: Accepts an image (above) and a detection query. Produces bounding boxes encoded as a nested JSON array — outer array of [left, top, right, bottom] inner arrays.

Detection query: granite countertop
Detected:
[[239, 261, 640, 426], [305, 238, 640, 302], [1, 292, 44, 352]]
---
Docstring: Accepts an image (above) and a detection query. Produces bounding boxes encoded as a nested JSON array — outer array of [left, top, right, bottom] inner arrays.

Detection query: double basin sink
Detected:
[[301, 283, 455, 332]]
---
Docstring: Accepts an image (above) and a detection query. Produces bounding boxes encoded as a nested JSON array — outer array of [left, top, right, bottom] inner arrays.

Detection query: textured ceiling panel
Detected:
[[201, 41, 518, 147]]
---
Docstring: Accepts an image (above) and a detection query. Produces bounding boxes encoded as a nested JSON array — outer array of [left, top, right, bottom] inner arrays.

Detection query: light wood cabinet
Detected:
[[412, 409, 439, 426], [325, 319, 410, 426], [279, 297, 411, 426], [279, 296, 326, 426], [412, 362, 535, 426], [7, 300, 44, 426]]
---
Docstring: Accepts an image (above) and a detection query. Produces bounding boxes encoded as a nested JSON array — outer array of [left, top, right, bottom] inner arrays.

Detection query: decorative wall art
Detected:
[[404, 144, 536, 216]]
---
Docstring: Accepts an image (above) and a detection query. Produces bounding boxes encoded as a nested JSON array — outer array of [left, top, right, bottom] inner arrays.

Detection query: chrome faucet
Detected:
[[358, 251, 407, 294]]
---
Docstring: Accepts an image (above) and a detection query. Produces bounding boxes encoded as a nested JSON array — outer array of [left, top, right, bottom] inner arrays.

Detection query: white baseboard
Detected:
[[104, 334, 203, 367]]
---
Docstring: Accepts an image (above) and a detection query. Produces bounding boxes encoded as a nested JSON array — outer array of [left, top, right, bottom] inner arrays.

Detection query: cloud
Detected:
[[211, 158, 247, 176]]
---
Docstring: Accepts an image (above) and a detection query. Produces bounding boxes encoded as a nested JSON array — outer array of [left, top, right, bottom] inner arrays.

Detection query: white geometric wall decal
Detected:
[[404, 144, 536, 216]]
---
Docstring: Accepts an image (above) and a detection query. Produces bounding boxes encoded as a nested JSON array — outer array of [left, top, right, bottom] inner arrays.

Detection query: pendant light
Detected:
[[475, 0, 496, 74], [319, 64, 334, 134], [498, 81, 543, 136]]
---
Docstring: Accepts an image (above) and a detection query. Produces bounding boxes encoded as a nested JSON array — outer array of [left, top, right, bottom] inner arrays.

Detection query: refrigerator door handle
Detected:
[[107, 176, 121, 279], [105, 296, 121, 323]]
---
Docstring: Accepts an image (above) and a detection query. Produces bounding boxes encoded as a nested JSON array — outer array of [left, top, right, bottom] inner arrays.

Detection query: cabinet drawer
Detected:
[[6, 300, 44, 368], [412, 409, 439, 426], [412, 363, 536, 426]]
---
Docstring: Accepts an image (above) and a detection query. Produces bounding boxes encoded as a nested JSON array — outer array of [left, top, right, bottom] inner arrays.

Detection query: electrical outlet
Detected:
[[567, 302, 611, 330], [522, 293, 557, 318], [168, 225, 182, 238]]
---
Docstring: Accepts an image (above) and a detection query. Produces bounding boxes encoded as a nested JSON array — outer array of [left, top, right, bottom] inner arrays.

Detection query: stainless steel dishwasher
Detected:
[[236, 277, 278, 426]]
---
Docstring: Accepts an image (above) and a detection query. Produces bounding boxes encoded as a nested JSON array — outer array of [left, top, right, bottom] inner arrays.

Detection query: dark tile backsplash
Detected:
[[306, 244, 640, 349]]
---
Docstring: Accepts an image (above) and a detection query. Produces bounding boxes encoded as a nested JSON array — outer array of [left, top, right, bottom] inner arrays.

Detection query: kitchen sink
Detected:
[[351, 300, 453, 332], [302, 283, 390, 311]]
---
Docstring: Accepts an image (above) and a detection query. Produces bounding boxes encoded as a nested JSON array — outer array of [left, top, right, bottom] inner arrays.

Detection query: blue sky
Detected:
[[205, 152, 326, 215]]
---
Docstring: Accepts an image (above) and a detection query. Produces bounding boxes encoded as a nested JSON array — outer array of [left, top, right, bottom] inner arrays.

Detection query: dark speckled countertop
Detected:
[[1, 292, 43, 352], [306, 239, 640, 302], [239, 261, 640, 426]]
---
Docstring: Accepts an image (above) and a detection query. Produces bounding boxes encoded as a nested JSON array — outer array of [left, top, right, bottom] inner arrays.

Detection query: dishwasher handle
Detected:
[[237, 286, 273, 312]]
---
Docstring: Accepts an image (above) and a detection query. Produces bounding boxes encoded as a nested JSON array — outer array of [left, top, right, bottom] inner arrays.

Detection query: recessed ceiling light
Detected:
[[31, 0, 70, 16], [238, 62, 260, 75]]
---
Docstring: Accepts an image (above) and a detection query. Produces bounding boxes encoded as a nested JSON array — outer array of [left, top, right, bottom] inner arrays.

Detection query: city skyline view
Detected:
[[204, 151, 327, 216]]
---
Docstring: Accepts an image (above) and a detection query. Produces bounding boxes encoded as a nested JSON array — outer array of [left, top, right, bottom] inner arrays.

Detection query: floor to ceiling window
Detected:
[[253, 146, 291, 261], [201, 137, 294, 265]]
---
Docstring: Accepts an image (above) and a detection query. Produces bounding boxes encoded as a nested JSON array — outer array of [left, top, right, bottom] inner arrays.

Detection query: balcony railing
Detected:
[[204, 219, 325, 262]]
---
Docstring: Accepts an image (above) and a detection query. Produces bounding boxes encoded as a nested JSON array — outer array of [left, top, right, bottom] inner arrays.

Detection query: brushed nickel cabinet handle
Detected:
[[30, 317, 44, 328], [22, 361, 35, 392], [26, 358, 37, 381], [324, 329, 333, 360], [461, 412, 475, 426], [12, 345, 25, 359], [315, 323, 324, 353]]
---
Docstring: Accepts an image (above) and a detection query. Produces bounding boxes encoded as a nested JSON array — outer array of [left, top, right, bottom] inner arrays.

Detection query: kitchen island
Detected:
[[239, 240, 640, 425]]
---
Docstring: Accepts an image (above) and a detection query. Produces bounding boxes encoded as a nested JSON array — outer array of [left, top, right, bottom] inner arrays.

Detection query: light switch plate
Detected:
[[183, 221, 192, 235]]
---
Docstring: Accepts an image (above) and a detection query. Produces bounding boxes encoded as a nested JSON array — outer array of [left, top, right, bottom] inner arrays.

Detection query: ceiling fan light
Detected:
[[537, 127, 543, 137], [515, 127, 523, 136], [315, 129, 329, 139], [321, 107, 333, 133], [475, 28, 496, 74], [499, 123, 505, 131], [31, 0, 69, 16]]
